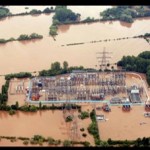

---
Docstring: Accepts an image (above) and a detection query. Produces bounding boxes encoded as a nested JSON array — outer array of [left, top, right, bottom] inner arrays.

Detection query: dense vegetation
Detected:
[[82, 17, 95, 23], [0, 134, 91, 147], [0, 33, 43, 44], [0, 7, 55, 19], [0, 7, 10, 18], [100, 6, 150, 23], [53, 6, 79, 23], [0, 38, 15, 44], [87, 109, 101, 146], [78, 111, 89, 119], [2, 133, 149, 147], [5, 72, 32, 80], [117, 51, 150, 85], [107, 137, 150, 147], [39, 61, 85, 76], [0, 99, 81, 114], [17, 33, 43, 41], [0, 80, 9, 104], [49, 6, 80, 36], [65, 115, 73, 122]]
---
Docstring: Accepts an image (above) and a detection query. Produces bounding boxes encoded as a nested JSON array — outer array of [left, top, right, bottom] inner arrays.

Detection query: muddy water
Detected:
[[0, 37, 149, 75], [68, 6, 112, 20], [6, 6, 112, 20], [0, 14, 53, 39], [0, 109, 95, 146], [0, 110, 68, 139], [0, 7, 149, 76], [97, 106, 150, 140]]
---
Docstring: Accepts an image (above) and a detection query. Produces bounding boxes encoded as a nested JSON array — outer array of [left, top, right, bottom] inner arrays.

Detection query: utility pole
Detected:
[[96, 47, 112, 71]]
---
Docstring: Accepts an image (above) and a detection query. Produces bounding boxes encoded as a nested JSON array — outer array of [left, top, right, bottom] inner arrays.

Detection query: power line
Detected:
[[96, 47, 112, 71]]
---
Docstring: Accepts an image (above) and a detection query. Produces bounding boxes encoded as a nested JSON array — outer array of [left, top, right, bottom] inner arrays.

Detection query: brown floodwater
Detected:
[[0, 109, 95, 146], [0, 110, 68, 139], [0, 14, 53, 39], [0, 6, 149, 75], [97, 106, 150, 140], [6, 6, 112, 20]]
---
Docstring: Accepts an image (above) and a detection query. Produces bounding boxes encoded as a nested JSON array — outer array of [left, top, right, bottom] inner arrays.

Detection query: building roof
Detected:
[[131, 89, 139, 93]]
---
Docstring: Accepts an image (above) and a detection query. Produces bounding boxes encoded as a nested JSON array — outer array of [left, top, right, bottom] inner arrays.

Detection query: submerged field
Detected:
[[0, 105, 95, 146], [97, 106, 150, 141], [0, 6, 150, 147]]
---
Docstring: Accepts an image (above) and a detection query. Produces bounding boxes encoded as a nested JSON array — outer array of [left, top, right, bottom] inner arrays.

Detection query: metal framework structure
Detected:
[[96, 47, 112, 71]]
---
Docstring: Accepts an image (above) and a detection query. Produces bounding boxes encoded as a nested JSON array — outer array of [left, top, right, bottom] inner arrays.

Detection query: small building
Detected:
[[110, 97, 122, 104], [128, 85, 141, 103], [96, 115, 105, 120], [144, 112, 150, 117], [121, 97, 130, 103]]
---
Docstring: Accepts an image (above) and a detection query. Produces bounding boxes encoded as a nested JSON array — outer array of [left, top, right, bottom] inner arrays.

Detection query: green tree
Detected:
[[51, 62, 61, 71], [63, 140, 72, 147], [39, 102, 42, 109], [43, 7, 52, 13], [48, 137, 55, 145], [63, 61, 69, 70], [16, 101, 19, 109], [0, 7, 10, 18], [9, 109, 16, 115], [30, 105, 37, 112], [30, 9, 41, 14], [17, 34, 30, 41], [53, 7, 78, 23], [49, 25, 58, 36], [138, 51, 150, 59]]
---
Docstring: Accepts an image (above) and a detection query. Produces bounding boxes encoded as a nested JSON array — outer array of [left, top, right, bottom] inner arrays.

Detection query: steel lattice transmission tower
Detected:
[[96, 47, 112, 71]]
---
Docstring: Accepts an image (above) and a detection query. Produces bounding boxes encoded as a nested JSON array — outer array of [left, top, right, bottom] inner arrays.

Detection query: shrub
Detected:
[[82, 133, 87, 137], [9, 109, 16, 115], [48, 137, 55, 145], [18, 137, 30, 140], [79, 111, 89, 119], [80, 128, 85, 132], [30, 139, 38, 145], [54, 140, 61, 145], [43, 7, 52, 13], [82, 141, 90, 147], [23, 140, 29, 145], [30, 9, 41, 14], [42, 105, 47, 109], [65, 115, 73, 122], [29, 105, 37, 112], [63, 140, 72, 147]]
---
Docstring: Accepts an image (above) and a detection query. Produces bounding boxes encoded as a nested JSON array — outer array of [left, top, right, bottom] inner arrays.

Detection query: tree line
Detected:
[[0, 6, 55, 19], [39, 61, 85, 76], [117, 51, 150, 85], [100, 6, 150, 23], [0, 33, 43, 44]]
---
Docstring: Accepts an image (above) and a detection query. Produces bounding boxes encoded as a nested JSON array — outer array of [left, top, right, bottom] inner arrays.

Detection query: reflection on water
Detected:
[[58, 25, 70, 33], [120, 21, 132, 28]]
